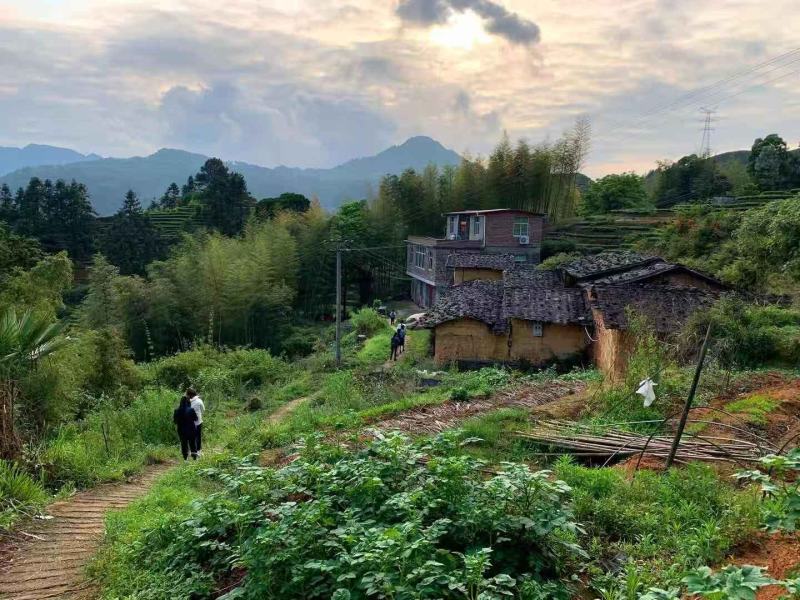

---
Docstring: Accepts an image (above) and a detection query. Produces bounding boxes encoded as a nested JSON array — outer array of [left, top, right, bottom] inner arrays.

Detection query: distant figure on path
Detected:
[[390, 331, 401, 361], [173, 395, 198, 460], [187, 388, 205, 455], [389, 310, 397, 326], [397, 324, 406, 354]]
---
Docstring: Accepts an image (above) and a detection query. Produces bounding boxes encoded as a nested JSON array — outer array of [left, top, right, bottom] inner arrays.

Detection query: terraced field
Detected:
[[548, 191, 798, 253]]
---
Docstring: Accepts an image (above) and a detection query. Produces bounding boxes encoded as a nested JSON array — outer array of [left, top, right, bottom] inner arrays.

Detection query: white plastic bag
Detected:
[[636, 378, 657, 407]]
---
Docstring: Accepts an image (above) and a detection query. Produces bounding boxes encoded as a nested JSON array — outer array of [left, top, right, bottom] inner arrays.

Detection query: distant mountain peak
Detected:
[[0, 143, 99, 177], [0, 136, 463, 214]]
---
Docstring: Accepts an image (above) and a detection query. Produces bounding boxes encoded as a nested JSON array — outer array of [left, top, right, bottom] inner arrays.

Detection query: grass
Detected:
[[88, 464, 219, 598], [0, 460, 48, 530], [458, 408, 539, 461], [555, 457, 761, 592], [356, 330, 393, 365], [41, 388, 178, 487], [726, 393, 780, 426]]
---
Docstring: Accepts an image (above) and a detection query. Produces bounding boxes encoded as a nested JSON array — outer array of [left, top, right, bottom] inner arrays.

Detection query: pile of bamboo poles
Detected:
[[514, 419, 777, 465]]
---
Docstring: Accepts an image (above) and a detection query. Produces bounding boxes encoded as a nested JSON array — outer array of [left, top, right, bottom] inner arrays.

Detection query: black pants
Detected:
[[391, 345, 399, 360], [180, 434, 198, 460], [196, 424, 203, 452]]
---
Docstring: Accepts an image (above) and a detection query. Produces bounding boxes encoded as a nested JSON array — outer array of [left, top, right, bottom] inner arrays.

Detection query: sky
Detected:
[[1, 0, 799, 177]]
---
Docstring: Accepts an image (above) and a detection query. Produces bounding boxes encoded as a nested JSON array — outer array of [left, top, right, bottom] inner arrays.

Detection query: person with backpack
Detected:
[[397, 323, 406, 354], [173, 395, 198, 460], [187, 388, 205, 455], [389, 310, 397, 326], [390, 331, 401, 361]]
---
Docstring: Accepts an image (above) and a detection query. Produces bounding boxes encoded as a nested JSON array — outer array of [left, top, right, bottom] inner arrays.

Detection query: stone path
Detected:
[[0, 464, 171, 600]]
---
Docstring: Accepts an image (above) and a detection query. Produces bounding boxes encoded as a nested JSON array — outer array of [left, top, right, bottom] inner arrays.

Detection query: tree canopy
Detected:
[[581, 173, 650, 214]]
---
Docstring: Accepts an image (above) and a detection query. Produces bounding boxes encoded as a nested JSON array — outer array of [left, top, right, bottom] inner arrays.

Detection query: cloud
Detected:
[[2, 0, 800, 177], [157, 82, 396, 167], [396, 0, 540, 45]]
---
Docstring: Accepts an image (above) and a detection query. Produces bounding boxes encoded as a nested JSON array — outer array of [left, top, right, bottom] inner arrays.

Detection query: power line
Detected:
[[593, 47, 800, 146]]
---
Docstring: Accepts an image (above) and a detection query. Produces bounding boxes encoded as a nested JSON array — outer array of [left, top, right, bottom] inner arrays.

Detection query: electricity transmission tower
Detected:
[[699, 107, 716, 158]]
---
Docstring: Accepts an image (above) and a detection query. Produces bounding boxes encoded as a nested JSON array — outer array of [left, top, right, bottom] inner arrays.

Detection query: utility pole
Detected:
[[666, 324, 712, 468], [335, 243, 342, 367]]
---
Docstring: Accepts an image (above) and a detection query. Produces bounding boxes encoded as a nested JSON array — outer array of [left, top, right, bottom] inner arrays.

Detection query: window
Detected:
[[472, 216, 481, 236], [514, 254, 527, 263], [414, 245, 426, 268], [426, 248, 434, 269], [532, 321, 543, 337], [513, 217, 529, 238], [447, 216, 457, 237]]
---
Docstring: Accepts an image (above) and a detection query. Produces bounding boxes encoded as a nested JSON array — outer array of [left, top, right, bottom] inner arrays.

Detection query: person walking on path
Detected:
[[187, 388, 205, 454], [390, 331, 401, 361], [173, 395, 198, 460], [389, 309, 397, 326], [397, 324, 406, 354]]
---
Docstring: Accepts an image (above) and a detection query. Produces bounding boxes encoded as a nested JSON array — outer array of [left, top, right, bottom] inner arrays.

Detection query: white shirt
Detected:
[[191, 396, 205, 425]]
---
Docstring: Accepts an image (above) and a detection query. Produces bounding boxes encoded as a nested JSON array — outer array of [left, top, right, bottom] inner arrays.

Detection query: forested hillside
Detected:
[[1, 124, 799, 600], [0, 137, 462, 215]]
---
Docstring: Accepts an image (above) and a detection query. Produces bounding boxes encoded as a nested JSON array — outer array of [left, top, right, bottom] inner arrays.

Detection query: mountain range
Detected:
[[0, 144, 102, 177], [0, 137, 462, 216]]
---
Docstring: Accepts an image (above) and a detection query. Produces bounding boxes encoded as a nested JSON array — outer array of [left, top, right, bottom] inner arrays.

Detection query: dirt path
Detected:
[[266, 395, 307, 425], [0, 396, 310, 600], [0, 463, 172, 600]]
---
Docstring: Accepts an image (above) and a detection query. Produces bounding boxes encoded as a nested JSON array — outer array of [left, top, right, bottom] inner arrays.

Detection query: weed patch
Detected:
[[726, 393, 780, 426]]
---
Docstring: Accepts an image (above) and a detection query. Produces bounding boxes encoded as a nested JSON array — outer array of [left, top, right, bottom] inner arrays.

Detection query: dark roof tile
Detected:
[[591, 284, 716, 333], [451, 253, 516, 270], [565, 251, 657, 279], [420, 280, 506, 332]]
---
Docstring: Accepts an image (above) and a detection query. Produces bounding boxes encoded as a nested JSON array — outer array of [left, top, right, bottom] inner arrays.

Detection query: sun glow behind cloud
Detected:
[[428, 11, 490, 50]]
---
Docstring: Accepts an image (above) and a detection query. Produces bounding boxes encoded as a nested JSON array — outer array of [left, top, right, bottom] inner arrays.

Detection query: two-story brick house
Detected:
[[406, 209, 545, 307]]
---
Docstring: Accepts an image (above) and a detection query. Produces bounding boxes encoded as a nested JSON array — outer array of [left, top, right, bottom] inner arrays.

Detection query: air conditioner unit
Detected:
[[518, 235, 529, 245], [449, 234, 456, 240]]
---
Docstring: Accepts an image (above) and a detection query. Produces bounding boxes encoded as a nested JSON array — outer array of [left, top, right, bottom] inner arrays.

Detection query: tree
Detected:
[[255, 193, 310, 220], [193, 159, 254, 236], [159, 182, 181, 209], [98, 190, 165, 275], [581, 173, 650, 214], [0, 224, 43, 282], [651, 155, 732, 207], [181, 176, 196, 198], [747, 134, 792, 191], [0, 252, 73, 319], [6, 178, 94, 261], [0, 184, 14, 223]]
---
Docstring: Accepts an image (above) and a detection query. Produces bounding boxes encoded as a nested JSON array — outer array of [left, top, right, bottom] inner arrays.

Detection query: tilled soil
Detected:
[[370, 380, 588, 435], [732, 532, 800, 600], [0, 464, 172, 600]]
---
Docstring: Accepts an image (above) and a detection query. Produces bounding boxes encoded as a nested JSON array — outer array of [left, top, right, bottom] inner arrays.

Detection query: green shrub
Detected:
[[42, 388, 176, 486], [143, 346, 289, 391], [0, 460, 48, 530], [350, 307, 390, 337], [96, 432, 585, 599], [684, 297, 800, 368], [538, 252, 581, 271]]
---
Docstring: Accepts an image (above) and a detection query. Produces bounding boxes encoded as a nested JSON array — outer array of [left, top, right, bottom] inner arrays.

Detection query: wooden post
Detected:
[[335, 245, 342, 368], [665, 323, 712, 469]]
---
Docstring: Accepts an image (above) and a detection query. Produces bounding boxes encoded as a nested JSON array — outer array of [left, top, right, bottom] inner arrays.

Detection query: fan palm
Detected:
[[0, 308, 65, 377], [0, 308, 65, 458]]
